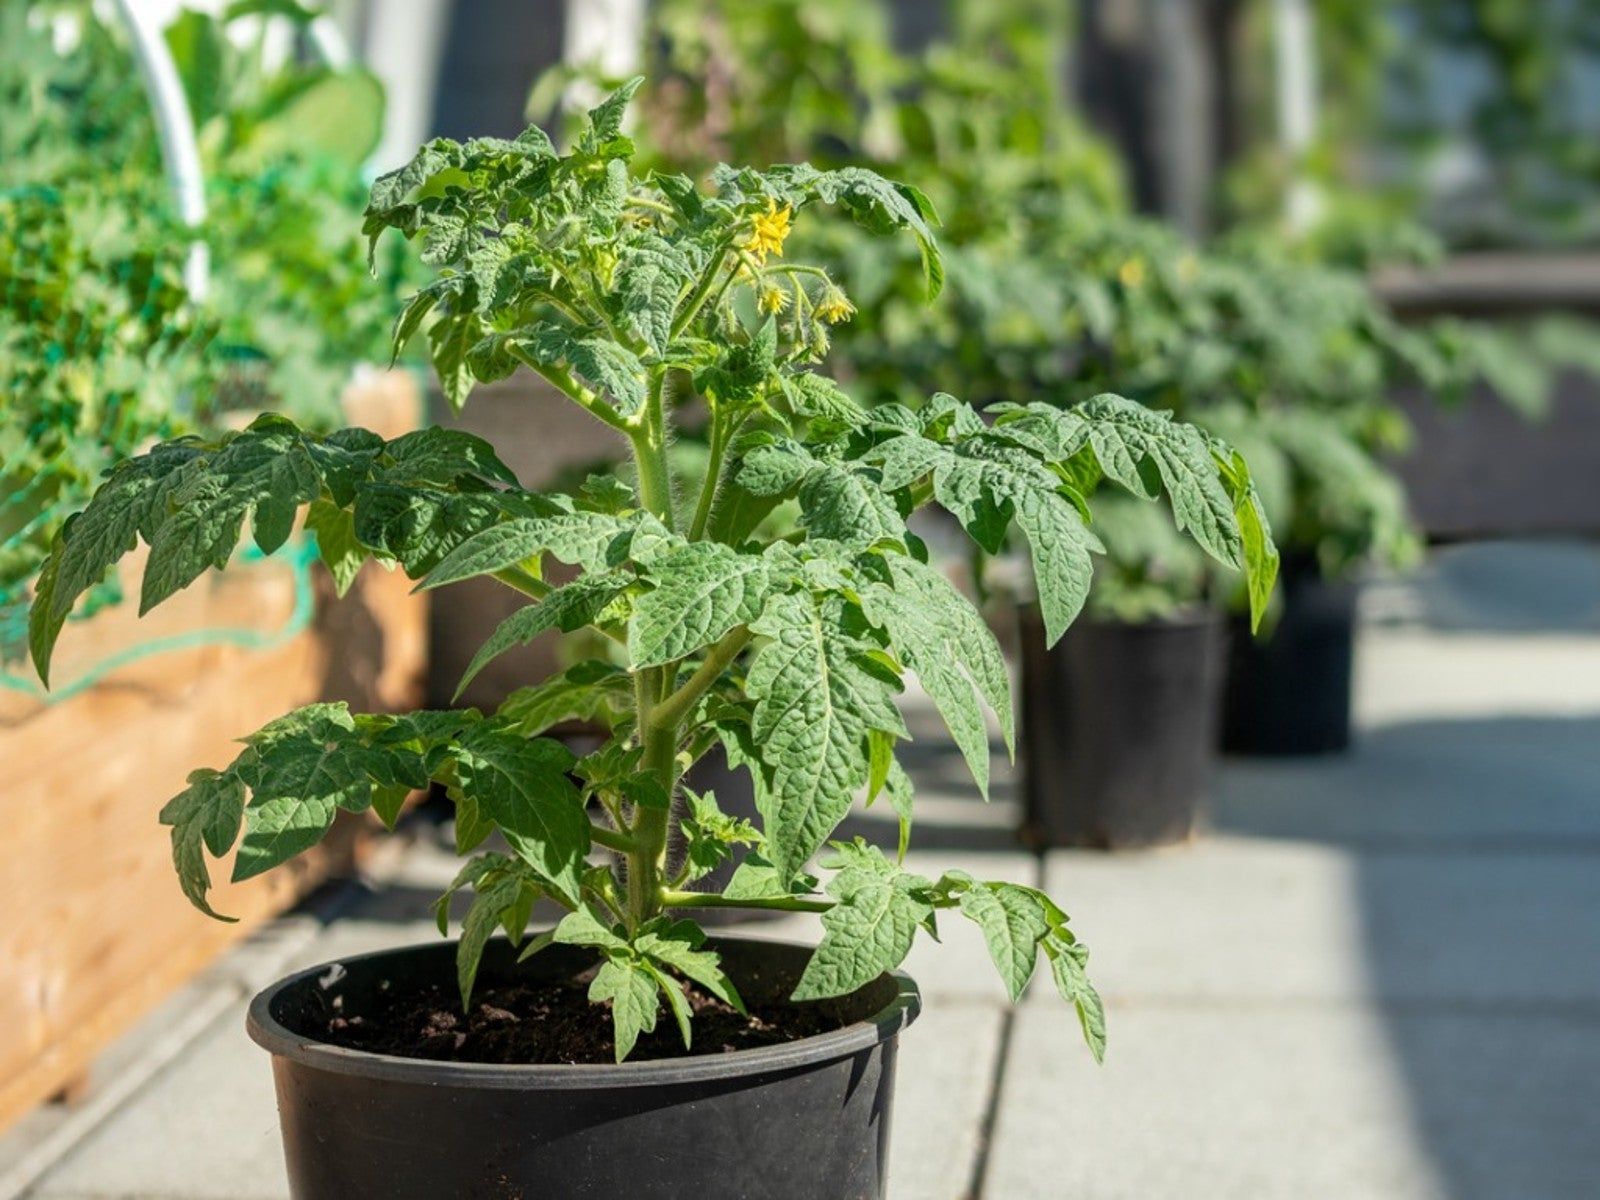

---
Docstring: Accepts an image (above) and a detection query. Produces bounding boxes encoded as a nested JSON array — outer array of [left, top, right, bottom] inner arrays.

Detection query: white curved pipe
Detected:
[[307, 13, 352, 69], [109, 0, 209, 301]]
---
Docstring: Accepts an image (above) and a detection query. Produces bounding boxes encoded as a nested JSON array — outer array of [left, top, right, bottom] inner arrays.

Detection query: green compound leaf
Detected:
[[793, 841, 932, 1001], [230, 704, 429, 883], [636, 917, 746, 1013], [27, 418, 518, 683], [746, 591, 906, 882]]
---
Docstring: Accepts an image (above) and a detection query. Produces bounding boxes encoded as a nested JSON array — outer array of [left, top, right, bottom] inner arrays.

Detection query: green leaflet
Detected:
[[858, 554, 1011, 797], [629, 541, 777, 668], [305, 499, 366, 597], [1049, 942, 1107, 1064], [450, 724, 588, 904], [1070, 394, 1242, 569], [792, 842, 933, 1000], [721, 852, 817, 902], [738, 439, 904, 547], [456, 571, 633, 696], [453, 860, 543, 1006], [497, 662, 632, 736], [159, 769, 247, 921], [419, 510, 632, 589], [958, 883, 1050, 1003], [589, 959, 661, 1062], [746, 591, 906, 881], [870, 425, 1101, 644]]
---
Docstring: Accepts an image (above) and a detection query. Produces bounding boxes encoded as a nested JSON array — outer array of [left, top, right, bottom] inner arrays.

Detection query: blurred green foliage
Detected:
[[544, 0, 1565, 617], [1, 1, 413, 617], [1229, 0, 1600, 253]]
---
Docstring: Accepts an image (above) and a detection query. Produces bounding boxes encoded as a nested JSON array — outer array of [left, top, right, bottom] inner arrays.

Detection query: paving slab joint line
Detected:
[[962, 848, 1045, 1200]]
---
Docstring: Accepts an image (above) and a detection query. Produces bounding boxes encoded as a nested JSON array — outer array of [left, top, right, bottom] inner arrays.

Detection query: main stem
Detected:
[[626, 368, 680, 928]]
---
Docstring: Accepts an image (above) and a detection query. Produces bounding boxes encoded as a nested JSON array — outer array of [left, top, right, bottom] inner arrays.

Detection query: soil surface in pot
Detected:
[[309, 969, 847, 1065]]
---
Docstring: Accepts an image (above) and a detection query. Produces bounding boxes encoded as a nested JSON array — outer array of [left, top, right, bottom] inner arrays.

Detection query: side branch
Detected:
[[658, 889, 833, 914], [649, 626, 752, 733]]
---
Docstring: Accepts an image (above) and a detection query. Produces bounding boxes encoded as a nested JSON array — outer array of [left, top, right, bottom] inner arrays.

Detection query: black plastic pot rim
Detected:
[[246, 937, 921, 1091]]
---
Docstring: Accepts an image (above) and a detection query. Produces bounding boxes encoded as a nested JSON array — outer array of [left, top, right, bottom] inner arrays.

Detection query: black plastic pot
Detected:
[[1019, 605, 1224, 848], [1222, 558, 1358, 756], [247, 937, 919, 1199]]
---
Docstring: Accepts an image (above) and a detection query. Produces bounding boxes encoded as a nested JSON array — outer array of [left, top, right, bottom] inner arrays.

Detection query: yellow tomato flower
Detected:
[[815, 284, 855, 324], [742, 199, 793, 263], [757, 281, 790, 314], [1118, 258, 1146, 289]]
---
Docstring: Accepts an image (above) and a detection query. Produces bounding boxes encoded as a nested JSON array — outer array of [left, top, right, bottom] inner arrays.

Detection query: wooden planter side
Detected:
[[0, 371, 427, 1131]]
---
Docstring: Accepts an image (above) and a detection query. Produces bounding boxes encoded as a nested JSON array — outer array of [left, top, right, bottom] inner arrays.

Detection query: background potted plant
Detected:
[[30, 83, 1275, 1196]]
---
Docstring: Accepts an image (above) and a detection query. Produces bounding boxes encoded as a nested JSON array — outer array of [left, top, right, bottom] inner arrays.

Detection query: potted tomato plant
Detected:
[[30, 83, 1275, 1198]]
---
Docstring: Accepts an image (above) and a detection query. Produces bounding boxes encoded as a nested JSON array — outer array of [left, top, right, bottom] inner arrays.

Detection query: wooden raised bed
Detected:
[[0, 371, 427, 1131]]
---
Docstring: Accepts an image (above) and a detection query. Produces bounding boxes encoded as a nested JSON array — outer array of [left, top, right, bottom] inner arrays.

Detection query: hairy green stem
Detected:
[[650, 626, 751, 733], [489, 567, 550, 599], [687, 412, 728, 542], [670, 240, 734, 339], [589, 822, 641, 854], [631, 371, 676, 531], [512, 353, 633, 434], [626, 665, 679, 928]]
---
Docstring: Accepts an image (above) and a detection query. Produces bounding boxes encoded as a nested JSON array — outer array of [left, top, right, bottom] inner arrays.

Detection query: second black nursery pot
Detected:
[[248, 937, 919, 1200], [1019, 604, 1224, 848], [1222, 557, 1358, 757]]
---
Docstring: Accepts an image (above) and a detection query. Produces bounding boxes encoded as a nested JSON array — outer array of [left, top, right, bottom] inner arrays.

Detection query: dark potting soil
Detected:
[[309, 971, 846, 1065]]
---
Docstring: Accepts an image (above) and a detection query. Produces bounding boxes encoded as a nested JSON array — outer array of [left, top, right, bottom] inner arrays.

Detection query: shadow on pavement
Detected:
[[1213, 711, 1600, 1200]]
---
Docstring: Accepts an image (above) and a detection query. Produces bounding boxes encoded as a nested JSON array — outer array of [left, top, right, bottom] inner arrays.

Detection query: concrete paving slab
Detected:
[[1213, 712, 1600, 848], [889, 1001, 1006, 1200], [985, 1003, 1600, 1200], [1353, 630, 1600, 725], [1040, 840, 1600, 1005], [0, 982, 240, 1200], [27, 999, 283, 1200]]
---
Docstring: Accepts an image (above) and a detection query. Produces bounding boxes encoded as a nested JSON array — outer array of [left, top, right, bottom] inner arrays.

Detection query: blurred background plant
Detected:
[[0, 0, 416, 645], [532, 0, 1581, 624]]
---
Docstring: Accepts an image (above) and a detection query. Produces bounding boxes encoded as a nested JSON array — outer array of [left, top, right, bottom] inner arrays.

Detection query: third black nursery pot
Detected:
[[1222, 556, 1358, 756], [248, 937, 919, 1200], [1019, 604, 1224, 848]]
